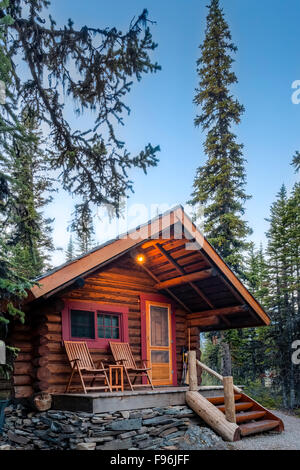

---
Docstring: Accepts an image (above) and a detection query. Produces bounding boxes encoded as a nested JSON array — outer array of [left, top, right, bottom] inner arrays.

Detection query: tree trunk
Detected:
[[220, 333, 232, 377]]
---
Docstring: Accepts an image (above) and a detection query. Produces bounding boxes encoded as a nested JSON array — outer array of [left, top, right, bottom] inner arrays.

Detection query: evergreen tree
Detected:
[[190, 0, 251, 272], [189, 0, 251, 376], [265, 185, 300, 408], [292, 151, 300, 173], [0, 2, 33, 379], [8, 108, 54, 279], [65, 234, 75, 262], [230, 243, 270, 385], [72, 201, 96, 255]]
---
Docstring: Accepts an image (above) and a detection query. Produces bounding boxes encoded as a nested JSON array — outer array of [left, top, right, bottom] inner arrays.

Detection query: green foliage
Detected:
[[6, 108, 55, 279], [292, 151, 300, 173], [71, 201, 96, 256], [0, 0, 161, 382], [0, 2, 33, 343], [4, 0, 161, 215], [263, 184, 300, 409], [243, 379, 282, 410], [65, 234, 75, 262], [189, 0, 251, 273], [0, 345, 19, 380]]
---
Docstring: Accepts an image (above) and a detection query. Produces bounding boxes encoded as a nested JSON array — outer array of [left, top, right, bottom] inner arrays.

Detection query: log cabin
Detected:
[[5, 205, 270, 399]]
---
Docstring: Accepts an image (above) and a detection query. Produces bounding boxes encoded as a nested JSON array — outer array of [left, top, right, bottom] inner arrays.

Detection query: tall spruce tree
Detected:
[[190, 0, 251, 376], [8, 108, 54, 279], [71, 201, 96, 255], [65, 234, 75, 262], [190, 0, 251, 272]]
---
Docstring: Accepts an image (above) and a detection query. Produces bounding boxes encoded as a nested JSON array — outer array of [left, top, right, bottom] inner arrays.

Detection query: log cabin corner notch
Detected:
[[9, 205, 270, 398]]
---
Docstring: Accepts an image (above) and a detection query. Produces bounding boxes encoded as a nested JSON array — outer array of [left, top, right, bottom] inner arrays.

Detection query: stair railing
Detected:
[[188, 350, 241, 424]]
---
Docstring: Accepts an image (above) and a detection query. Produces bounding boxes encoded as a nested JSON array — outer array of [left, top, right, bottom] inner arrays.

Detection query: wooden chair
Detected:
[[109, 341, 154, 391], [64, 341, 112, 394]]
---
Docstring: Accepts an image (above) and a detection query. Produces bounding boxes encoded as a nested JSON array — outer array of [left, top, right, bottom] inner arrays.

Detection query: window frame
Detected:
[[62, 300, 129, 349]]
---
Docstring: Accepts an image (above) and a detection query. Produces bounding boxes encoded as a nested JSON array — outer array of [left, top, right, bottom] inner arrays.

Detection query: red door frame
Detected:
[[140, 293, 177, 386]]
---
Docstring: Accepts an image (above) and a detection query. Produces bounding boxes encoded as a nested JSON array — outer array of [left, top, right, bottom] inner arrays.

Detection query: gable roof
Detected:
[[29, 206, 270, 329]]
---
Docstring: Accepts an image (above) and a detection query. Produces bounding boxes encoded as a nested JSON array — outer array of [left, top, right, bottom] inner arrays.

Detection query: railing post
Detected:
[[223, 376, 236, 423], [188, 351, 198, 391]]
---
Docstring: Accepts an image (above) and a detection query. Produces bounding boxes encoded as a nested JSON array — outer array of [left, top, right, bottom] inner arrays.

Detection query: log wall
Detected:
[[12, 254, 201, 397]]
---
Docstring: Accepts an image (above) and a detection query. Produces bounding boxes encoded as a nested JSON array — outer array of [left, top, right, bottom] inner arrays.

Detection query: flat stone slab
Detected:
[[52, 386, 244, 414]]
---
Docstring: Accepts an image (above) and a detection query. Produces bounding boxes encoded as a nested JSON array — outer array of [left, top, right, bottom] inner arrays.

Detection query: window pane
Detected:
[[111, 316, 119, 327], [98, 326, 105, 338], [112, 327, 119, 339], [104, 315, 111, 327], [97, 315, 104, 326], [71, 310, 95, 339], [150, 306, 169, 347]]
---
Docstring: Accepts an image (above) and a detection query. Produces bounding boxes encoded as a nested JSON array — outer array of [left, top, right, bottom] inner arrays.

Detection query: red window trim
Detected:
[[140, 293, 178, 386], [62, 300, 129, 350]]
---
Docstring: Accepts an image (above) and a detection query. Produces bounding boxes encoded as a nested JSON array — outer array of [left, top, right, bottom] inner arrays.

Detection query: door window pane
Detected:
[[150, 305, 169, 347], [71, 310, 95, 339], [151, 350, 169, 363]]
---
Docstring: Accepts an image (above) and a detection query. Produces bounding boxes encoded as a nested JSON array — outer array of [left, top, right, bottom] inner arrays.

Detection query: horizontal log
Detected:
[[36, 367, 51, 381], [188, 305, 248, 321], [15, 352, 33, 362], [188, 315, 219, 328], [32, 356, 49, 367], [33, 380, 50, 391], [11, 333, 32, 342], [47, 323, 62, 333], [13, 375, 32, 386], [155, 269, 213, 290], [14, 362, 34, 376], [37, 345, 50, 356], [46, 314, 62, 323], [11, 342, 33, 353]]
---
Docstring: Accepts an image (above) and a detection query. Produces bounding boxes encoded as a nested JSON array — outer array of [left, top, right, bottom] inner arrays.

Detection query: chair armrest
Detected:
[[95, 360, 105, 369], [70, 358, 80, 363], [142, 360, 151, 369]]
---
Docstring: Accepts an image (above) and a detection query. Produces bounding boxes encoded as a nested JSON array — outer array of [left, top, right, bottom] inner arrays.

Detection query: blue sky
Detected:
[[44, 0, 299, 265]]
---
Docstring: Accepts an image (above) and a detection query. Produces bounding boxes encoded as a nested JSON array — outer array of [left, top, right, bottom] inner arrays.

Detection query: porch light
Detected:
[[136, 253, 145, 264]]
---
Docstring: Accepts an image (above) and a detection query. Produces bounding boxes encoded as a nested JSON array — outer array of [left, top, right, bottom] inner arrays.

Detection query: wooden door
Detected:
[[145, 301, 173, 386]]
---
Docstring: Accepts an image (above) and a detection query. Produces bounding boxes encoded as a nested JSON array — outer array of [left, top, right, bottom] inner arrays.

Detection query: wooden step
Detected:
[[236, 410, 266, 424], [239, 419, 281, 437], [217, 401, 253, 413], [207, 394, 242, 406]]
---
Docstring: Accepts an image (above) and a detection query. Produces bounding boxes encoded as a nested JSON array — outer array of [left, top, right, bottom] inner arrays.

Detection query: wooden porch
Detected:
[[51, 385, 228, 414]]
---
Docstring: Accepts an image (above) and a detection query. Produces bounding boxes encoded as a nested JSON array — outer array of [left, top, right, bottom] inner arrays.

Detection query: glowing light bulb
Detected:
[[136, 254, 145, 264]]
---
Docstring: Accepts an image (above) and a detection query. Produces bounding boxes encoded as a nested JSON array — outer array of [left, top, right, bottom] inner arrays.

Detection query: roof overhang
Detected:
[[28, 206, 270, 330]]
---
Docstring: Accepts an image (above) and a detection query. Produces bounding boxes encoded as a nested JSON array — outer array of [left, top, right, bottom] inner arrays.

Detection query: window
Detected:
[[62, 301, 129, 349]]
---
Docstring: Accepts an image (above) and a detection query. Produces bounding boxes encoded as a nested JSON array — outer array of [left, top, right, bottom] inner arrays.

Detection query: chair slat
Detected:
[[64, 341, 111, 394]]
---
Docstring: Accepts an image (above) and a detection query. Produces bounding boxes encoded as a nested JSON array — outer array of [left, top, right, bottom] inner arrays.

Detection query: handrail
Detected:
[[196, 359, 243, 394], [187, 351, 239, 435]]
